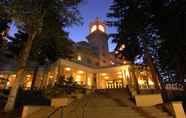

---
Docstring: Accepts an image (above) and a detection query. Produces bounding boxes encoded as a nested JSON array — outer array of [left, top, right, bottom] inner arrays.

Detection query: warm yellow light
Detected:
[[121, 44, 125, 49], [11, 74, 16, 78], [65, 67, 71, 71], [123, 61, 127, 64], [77, 70, 84, 74], [26, 81, 32, 88], [104, 76, 109, 79], [148, 80, 154, 85], [101, 73, 107, 76], [91, 25, 97, 33], [110, 61, 115, 65], [119, 44, 125, 51], [75, 75, 81, 82], [87, 77, 91, 86], [7, 81, 10, 85], [77, 55, 82, 61], [118, 75, 123, 78], [26, 75, 31, 78], [49, 75, 53, 78], [117, 72, 122, 75], [98, 25, 105, 32], [125, 70, 130, 77], [0, 74, 4, 78], [115, 51, 119, 54], [138, 80, 144, 85]]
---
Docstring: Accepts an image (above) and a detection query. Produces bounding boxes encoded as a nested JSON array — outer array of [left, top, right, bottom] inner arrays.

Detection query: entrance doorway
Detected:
[[106, 79, 123, 89]]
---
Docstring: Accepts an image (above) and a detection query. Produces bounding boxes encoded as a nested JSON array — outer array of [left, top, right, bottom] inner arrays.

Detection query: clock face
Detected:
[[91, 25, 97, 33], [98, 25, 105, 32]]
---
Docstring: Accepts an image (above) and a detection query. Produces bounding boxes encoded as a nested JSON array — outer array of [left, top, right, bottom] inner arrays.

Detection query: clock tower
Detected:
[[86, 17, 109, 67]]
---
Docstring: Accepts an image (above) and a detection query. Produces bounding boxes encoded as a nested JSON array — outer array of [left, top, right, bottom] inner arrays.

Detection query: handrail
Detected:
[[47, 106, 64, 118], [46, 94, 89, 118]]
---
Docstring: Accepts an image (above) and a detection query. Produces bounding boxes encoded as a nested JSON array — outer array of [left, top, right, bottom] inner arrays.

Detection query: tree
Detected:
[[107, 0, 186, 90], [107, 0, 160, 89], [0, 0, 82, 112]]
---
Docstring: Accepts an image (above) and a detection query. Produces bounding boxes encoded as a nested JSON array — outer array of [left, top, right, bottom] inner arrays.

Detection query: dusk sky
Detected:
[[65, 0, 117, 52], [9, 0, 117, 51]]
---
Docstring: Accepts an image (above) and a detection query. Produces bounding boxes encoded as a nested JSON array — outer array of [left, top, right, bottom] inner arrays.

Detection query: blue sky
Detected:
[[65, 0, 117, 52], [9, 0, 117, 52]]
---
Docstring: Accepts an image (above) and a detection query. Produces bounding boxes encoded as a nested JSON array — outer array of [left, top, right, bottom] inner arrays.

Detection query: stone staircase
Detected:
[[22, 88, 174, 118]]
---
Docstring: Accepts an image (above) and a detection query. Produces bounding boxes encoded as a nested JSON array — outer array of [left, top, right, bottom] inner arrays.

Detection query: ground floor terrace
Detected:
[[0, 59, 160, 93]]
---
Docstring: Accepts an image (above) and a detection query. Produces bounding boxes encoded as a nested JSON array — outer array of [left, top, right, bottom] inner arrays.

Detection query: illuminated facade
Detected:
[[44, 18, 159, 92], [0, 18, 160, 92]]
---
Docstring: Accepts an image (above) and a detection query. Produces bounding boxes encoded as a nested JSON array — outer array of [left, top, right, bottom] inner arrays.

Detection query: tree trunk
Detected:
[[31, 65, 39, 91], [4, 31, 37, 112], [144, 44, 160, 90]]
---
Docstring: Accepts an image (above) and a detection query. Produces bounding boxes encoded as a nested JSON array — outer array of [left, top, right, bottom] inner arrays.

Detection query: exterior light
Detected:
[[138, 80, 144, 85], [65, 67, 71, 71], [115, 51, 119, 54], [121, 44, 125, 49], [118, 75, 123, 78], [123, 61, 127, 64], [87, 77, 92, 86], [26, 75, 31, 78], [101, 73, 107, 76], [49, 75, 53, 78], [0, 74, 4, 78], [11, 74, 16, 78], [75, 75, 81, 82], [117, 72, 122, 75], [104, 76, 109, 79], [77, 70, 84, 74], [148, 80, 154, 85], [118, 44, 125, 51], [77, 55, 82, 61], [110, 61, 115, 65]]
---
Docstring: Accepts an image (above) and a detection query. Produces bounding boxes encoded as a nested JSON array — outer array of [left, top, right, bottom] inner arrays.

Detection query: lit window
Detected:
[[91, 25, 97, 33], [98, 25, 105, 32]]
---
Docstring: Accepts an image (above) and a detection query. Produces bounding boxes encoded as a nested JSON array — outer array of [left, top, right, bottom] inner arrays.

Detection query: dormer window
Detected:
[[91, 25, 97, 33], [98, 25, 105, 32]]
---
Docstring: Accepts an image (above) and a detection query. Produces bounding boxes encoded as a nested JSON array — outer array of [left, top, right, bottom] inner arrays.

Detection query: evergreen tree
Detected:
[[0, 0, 82, 111]]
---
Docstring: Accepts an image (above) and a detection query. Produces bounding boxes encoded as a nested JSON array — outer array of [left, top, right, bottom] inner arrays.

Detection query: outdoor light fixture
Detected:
[[118, 75, 123, 78], [101, 73, 107, 76], [138, 80, 144, 85], [115, 51, 119, 54], [148, 80, 154, 85], [77, 70, 84, 74], [65, 67, 71, 71], [104, 76, 109, 79], [77, 55, 82, 61], [116, 72, 122, 75], [26, 75, 31, 78], [0, 74, 4, 78], [110, 61, 115, 65]]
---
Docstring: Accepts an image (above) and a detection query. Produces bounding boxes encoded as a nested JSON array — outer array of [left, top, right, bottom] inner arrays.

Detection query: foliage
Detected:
[[0, 0, 83, 111], [45, 76, 85, 98], [107, 0, 157, 62], [107, 0, 186, 83]]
